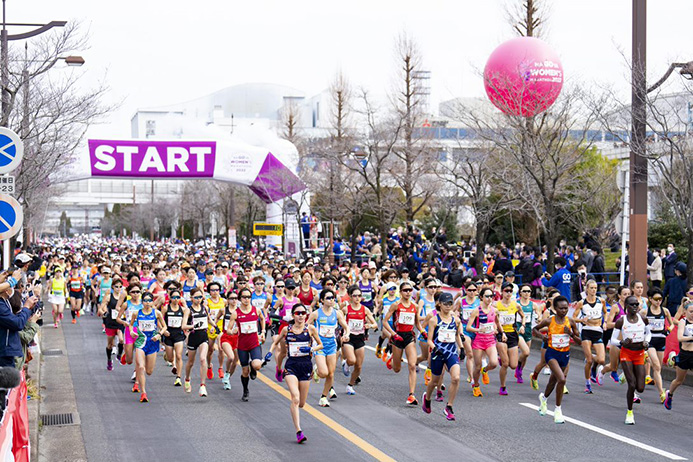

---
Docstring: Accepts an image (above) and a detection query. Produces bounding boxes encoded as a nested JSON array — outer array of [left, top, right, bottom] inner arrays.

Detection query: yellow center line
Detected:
[[256, 371, 397, 462]]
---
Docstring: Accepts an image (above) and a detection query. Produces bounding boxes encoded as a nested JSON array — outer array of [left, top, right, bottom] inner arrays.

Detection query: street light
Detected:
[[63, 55, 85, 67]]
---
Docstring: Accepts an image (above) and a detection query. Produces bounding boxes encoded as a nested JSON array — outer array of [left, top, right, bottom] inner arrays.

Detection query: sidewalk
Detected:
[[37, 324, 87, 462]]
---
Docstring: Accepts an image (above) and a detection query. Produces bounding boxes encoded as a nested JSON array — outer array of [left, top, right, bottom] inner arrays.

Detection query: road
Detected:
[[61, 316, 692, 462]]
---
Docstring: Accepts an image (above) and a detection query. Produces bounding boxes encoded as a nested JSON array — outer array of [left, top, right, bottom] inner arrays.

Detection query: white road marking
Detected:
[[520, 403, 687, 461], [364, 345, 428, 371]]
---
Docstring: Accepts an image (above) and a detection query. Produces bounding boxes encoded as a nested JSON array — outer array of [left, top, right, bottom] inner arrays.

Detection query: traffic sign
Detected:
[[0, 128, 24, 175], [0, 194, 22, 240], [253, 223, 283, 236]]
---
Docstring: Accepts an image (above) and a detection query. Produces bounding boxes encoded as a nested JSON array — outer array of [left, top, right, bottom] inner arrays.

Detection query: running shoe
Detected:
[[421, 392, 431, 414], [249, 367, 257, 380], [516, 368, 524, 384], [406, 393, 418, 406], [590, 365, 598, 383], [443, 405, 455, 421], [435, 390, 444, 402], [174, 377, 182, 387], [424, 368, 432, 386], [172, 366, 177, 375], [139, 392, 148, 403], [538, 393, 548, 416], [342, 360, 350, 377], [120, 353, 127, 366], [71, 319, 77, 324], [625, 409, 634, 425], [440, 383, 446, 391], [481, 367, 489, 385], [241, 390, 249, 402], [346, 384, 356, 395], [667, 352, 677, 367], [165, 361, 173, 367], [618, 372, 626, 384], [563, 385, 569, 394], [296, 431, 307, 444], [663, 390, 672, 410], [54, 322, 58, 329], [542, 367, 551, 376], [644, 375, 653, 385], [131, 371, 137, 382], [596, 365, 604, 386], [199, 384, 207, 397], [660, 391, 666, 403], [472, 385, 483, 398], [132, 383, 140, 393], [584, 383, 593, 394], [222, 373, 231, 390], [218, 368, 223, 379], [382, 350, 390, 363], [275, 366, 283, 383], [554, 406, 565, 424], [184, 380, 191, 393], [207, 367, 213, 380], [375, 345, 382, 358], [530, 373, 539, 390], [499, 387, 508, 396], [610, 371, 620, 383], [466, 375, 472, 383], [633, 393, 641, 404], [355, 376, 361, 385], [329, 387, 337, 400], [107, 360, 113, 371], [312, 365, 320, 383], [386, 356, 393, 370], [318, 396, 330, 407]]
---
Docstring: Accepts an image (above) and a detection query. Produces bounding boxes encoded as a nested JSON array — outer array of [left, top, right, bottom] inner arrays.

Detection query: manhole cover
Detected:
[[41, 413, 75, 426], [42, 349, 63, 356]]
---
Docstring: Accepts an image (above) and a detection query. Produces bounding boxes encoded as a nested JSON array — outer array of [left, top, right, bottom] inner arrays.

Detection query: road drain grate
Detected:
[[41, 413, 75, 426], [42, 349, 63, 356]]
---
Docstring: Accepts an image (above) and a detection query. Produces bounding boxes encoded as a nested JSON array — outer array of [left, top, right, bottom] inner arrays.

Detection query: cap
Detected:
[[368, 261, 377, 269], [385, 282, 397, 290], [285, 280, 297, 290], [438, 292, 454, 304], [14, 254, 32, 265], [504, 271, 515, 278], [501, 281, 513, 290]]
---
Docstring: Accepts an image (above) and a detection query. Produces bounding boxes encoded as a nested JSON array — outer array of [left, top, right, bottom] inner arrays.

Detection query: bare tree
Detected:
[[506, 0, 548, 38], [389, 33, 436, 223]]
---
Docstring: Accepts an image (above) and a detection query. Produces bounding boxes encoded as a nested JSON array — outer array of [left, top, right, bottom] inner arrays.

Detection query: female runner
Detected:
[[182, 287, 214, 397], [97, 278, 125, 370], [615, 295, 649, 424], [467, 287, 502, 398], [644, 288, 672, 402], [572, 279, 607, 394], [516, 283, 538, 384], [342, 285, 378, 396], [161, 288, 189, 386], [129, 291, 167, 402]]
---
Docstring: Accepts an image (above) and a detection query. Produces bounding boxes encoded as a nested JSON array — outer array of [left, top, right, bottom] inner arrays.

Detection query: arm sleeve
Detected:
[[0, 303, 31, 331]]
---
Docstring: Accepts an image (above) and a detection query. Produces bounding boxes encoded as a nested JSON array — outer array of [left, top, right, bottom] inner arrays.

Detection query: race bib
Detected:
[[194, 318, 208, 330], [168, 316, 182, 328], [684, 324, 693, 337], [552, 334, 570, 348], [184, 292, 191, 301], [289, 341, 310, 357], [71, 281, 81, 290], [649, 319, 665, 331], [282, 311, 293, 322], [584, 307, 601, 320], [251, 298, 265, 309], [437, 327, 456, 343], [628, 330, 645, 343], [479, 322, 494, 334], [319, 325, 336, 338], [462, 308, 473, 322], [348, 319, 364, 334], [398, 311, 415, 326], [500, 314, 515, 326], [110, 310, 119, 320], [362, 291, 372, 302], [240, 321, 257, 334], [139, 319, 156, 332]]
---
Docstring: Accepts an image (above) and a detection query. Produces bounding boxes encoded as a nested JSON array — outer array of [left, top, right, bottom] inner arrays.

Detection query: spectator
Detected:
[[8, 282, 40, 371], [583, 245, 595, 273], [541, 256, 572, 302], [663, 262, 687, 316], [570, 261, 590, 302], [494, 248, 513, 275], [647, 249, 663, 288], [663, 244, 678, 281], [591, 247, 606, 283], [300, 212, 310, 249], [0, 270, 38, 368]]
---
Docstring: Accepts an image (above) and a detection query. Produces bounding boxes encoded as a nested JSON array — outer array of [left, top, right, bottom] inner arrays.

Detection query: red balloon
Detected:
[[484, 37, 563, 117]]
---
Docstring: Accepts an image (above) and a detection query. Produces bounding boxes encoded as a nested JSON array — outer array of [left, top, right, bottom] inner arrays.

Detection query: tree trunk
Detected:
[[475, 219, 489, 276], [687, 231, 693, 286]]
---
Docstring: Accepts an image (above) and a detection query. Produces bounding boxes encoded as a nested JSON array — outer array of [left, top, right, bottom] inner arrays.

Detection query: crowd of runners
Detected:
[[15, 237, 693, 443]]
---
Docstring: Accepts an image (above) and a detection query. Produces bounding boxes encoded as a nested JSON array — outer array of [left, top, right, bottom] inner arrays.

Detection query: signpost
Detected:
[[253, 223, 283, 236], [0, 128, 23, 269]]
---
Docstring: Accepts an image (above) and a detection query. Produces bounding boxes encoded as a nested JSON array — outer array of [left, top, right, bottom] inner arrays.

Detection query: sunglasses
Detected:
[[294, 311, 307, 316], [483, 294, 494, 298], [495, 277, 503, 280], [325, 282, 334, 286], [520, 290, 531, 293], [170, 296, 181, 300], [210, 289, 220, 292], [276, 285, 285, 288], [652, 296, 662, 301], [442, 302, 453, 306], [193, 296, 203, 300], [240, 295, 250, 299], [503, 289, 513, 293], [229, 297, 238, 300], [401, 288, 413, 293], [143, 298, 154, 302], [113, 286, 123, 289], [256, 282, 265, 285], [427, 286, 438, 289], [467, 288, 477, 292], [352, 294, 362, 297], [130, 290, 141, 294], [388, 287, 396, 291], [324, 296, 335, 300]]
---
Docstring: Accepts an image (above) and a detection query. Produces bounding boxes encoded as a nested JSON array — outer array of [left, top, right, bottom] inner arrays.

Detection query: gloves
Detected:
[[392, 334, 404, 343], [421, 331, 428, 341], [299, 346, 312, 354], [264, 352, 273, 361]]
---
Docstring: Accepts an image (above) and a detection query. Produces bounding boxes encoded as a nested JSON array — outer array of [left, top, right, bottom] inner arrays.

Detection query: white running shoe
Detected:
[[346, 384, 356, 395], [342, 360, 350, 377], [538, 393, 548, 416], [542, 367, 551, 376], [554, 406, 565, 424], [625, 410, 634, 425]]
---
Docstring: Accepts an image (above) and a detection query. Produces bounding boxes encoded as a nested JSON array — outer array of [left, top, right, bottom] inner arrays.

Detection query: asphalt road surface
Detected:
[[62, 316, 693, 462]]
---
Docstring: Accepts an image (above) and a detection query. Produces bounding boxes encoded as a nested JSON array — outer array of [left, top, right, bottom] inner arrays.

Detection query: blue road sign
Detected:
[[0, 194, 22, 240], [0, 128, 23, 174]]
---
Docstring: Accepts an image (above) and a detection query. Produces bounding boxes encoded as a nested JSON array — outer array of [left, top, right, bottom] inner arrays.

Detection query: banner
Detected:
[[0, 372, 30, 462]]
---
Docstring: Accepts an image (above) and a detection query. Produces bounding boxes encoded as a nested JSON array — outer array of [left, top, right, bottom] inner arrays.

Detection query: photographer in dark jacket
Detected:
[[0, 269, 38, 368]]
